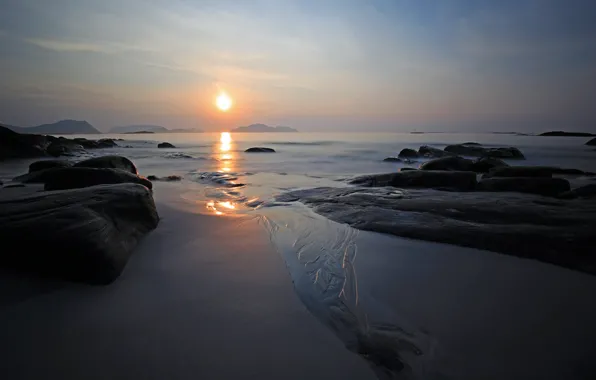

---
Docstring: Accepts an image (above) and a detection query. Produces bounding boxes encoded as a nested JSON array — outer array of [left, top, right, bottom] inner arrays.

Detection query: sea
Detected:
[[2, 131, 596, 379]]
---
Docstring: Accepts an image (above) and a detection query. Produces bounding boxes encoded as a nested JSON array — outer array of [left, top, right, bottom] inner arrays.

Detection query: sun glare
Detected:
[[216, 92, 232, 111], [220, 132, 232, 144]]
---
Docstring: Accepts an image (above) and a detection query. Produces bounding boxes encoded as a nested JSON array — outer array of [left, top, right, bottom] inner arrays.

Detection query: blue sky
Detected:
[[0, 0, 595, 132]]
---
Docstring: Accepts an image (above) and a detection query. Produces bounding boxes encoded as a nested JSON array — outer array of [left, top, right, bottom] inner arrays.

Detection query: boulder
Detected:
[[420, 156, 474, 171], [383, 157, 402, 162], [44, 168, 152, 191], [485, 166, 589, 178], [350, 170, 477, 191], [98, 138, 118, 148], [277, 186, 596, 274], [471, 157, 509, 173], [29, 160, 72, 173], [0, 125, 49, 160], [74, 155, 138, 175], [0, 183, 159, 284], [444, 144, 525, 159], [158, 142, 176, 148], [245, 147, 276, 153], [586, 138, 596, 146], [558, 184, 596, 199], [418, 145, 454, 158], [397, 148, 419, 159], [477, 177, 570, 196], [47, 141, 85, 157]]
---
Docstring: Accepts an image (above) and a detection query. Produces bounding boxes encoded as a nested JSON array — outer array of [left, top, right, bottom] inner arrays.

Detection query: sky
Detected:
[[0, 0, 595, 132]]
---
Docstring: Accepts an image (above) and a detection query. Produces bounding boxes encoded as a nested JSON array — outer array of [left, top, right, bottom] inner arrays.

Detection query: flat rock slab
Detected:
[[350, 170, 477, 191], [277, 187, 596, 275], [477, 177, 570, 196], [0, 184, 159, 284]]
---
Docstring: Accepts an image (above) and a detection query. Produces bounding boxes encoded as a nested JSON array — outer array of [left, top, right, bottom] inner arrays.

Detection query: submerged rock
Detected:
[[29, 159, 72, 173], [245, 147, 276, 153], [558, 184, 596, 199], [350, 170, 477, 191], [444, 144, 525, 159], [586, 138, 596, 146], [74, 155, 138, 174], [420, 156, 474, 171], [277, 186, 596, 275], [0, 183, 159, 284], [158, 142, 176, 148], [471, 157, 509, 173], [418, 145, 454, 158], [397, 148, 419, 159], [44, 168, 152, 191], [477, 177, 570, 196]]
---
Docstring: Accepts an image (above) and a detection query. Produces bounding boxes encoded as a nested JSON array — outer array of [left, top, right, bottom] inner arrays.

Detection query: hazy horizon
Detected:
[[1, 0, 595, 133]]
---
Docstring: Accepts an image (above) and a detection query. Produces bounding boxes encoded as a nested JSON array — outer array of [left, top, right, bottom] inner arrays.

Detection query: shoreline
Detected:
[[0, 183, 376, 379]]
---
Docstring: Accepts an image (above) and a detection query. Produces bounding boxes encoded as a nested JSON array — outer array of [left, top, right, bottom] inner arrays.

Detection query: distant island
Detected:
[[230, 123, 297, 133], [4, 119, 101, 135], [539, 131, 596, 137], [110, 125, 203, 134], [123, 131, 155, 134]]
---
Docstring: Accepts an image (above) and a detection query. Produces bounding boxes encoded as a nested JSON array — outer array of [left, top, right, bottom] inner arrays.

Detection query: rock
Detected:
[[29, 160, 72, 173], [471, 157, 509, 173], [485, 166, 590, 178], [44, 168, 152, 191], [0, 180, 2, 186], [277, 186, 596, 275], [245, 147, 276, 153], [98, 138, 118, 148], [558, 184, 596, 199], [350, 170, 477, 191], [586, 138, 596, 146], [47, 141, 85, 157], [146, 175, 182, 182], [74, 155, 138, 175], [397, 148, 419, 159], [539, 131, 596, 137], [477, 177, 570, 196], [4, 184, 25, 188], [462, 142, 482, 145], [0, 125, 49, 160], [420, 156, 474, 171], [400, 168, 417, 172], [418, 146, 454, 158], [444, 144, 525, 159], [0, 183, 159, 284], [158, 142, 176, 148], [383, 157, 402, 162]]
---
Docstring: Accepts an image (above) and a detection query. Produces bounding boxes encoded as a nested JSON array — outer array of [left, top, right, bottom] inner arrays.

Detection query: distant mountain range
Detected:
[[3, 120, 101, 135], [230, 123, 297, 133], [110, 125, 203, 134]]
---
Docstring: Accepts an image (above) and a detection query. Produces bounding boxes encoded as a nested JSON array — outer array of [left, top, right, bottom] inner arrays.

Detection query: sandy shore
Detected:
[[0, 183, 375, 380]]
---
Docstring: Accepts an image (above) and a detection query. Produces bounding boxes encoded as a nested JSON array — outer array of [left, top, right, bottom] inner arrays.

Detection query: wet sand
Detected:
[[0, 183, 375, 380]]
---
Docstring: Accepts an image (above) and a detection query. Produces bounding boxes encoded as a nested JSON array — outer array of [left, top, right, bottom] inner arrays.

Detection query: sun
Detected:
[[216, 92, 233, 111]]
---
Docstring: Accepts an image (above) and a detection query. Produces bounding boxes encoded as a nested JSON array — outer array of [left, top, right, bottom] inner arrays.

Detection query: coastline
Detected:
[[0, 182, 376, 379]]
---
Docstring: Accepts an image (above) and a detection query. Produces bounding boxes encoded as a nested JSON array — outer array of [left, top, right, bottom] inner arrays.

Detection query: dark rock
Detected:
[[418, 145, 454, 158], [471, 157, 509, 173], [158, 142, 176, 148], [420, 156, 474, 171], [0, 125, 49, 160], [485, 166, 589, 178], [477, 177, 570, 196], [539, 131, 596, 137], [558, 184, 596, 199], [147, 175, 182, 182], [586, 138, 596, 146], [350, 170, 477, 191], [383, 157, 402, 162], [444, 144, 525, 159], [0, 180, 2, 186], [29, 160, 72, 173], [0, 183, 159, 284], [400, 168, 417, 172], [245, 147, 276, 153], [98, 138, 118, 148], [397, 148, 419, 159], [462, 142, 482, 145], [4, 184, 25, 188], [74, 156, 138, 175], [147, 175, 158, 181], [277, 186, 596, 274], [44, 168, 152, 191], [47, 141, 85, 157]]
